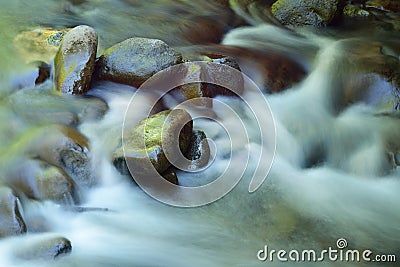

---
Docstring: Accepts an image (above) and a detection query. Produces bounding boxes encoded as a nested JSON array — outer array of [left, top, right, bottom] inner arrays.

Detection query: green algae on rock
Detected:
[[271, 0, 341, 27], [113, 109, 193, 179], [53, 25, 98, 95], [13, 28, 71, 63], [95, 37, 183, 88]]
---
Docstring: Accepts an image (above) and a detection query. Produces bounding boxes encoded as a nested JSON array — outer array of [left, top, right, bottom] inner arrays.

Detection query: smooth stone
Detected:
[[54, 25, 98, 95], [0, 187, 27, 238], [95, 37, 183, 88], [271, 0, 341, 27], [7, 82, 108, 126], [7, 159, 78, 204], [113, 109, 193, 177]]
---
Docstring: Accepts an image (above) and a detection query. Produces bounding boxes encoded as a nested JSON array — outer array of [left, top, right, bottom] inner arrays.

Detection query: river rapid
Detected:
[[0, 1, 399, 266]]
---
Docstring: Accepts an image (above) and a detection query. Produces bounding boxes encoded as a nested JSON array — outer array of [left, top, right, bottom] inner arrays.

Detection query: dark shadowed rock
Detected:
[[54, 25, 98, 95], [113, 109, 192, 178], [0, 187, 26, 238], [95, 38, 183, 88], [271, 0, 341, 27], [161, 167, 179, 185], [185, 130, 210, 170], [7, 159, 78, 204], [14, 236, 72, 260]]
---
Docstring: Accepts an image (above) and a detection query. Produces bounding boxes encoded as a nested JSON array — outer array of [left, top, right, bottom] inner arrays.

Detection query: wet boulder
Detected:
[[95, 38, 183, 88], [113, 109, 193, 178], [7, 159, 78, 204], [54, 25, 98, 95], [30, 125, 94, 188], [14, 236, 72, 260], [0, 187, 27, 238], [185, 130, 210, 170], [167, 58, 244, 107], [271, 0, 341, 27]]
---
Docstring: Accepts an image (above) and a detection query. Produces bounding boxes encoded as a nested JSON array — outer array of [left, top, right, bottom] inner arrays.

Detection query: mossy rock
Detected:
[[54, 25, 98, 95], [113, 109, 193, 178], [271, 0, 341, 27], [95, 37, 183, 88], [343, 4, 370, 17], [13, 28, 71, 63]]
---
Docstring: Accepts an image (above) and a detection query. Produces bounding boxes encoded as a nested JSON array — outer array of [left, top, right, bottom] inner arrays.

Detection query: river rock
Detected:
[[14, 236, 72, 260], [30, 125, 94, 188], [13, 28, 70, 63], [0, 187, 27, 238], [95, 38, 183, 88], [113, 109, 193, 177], [54, 25, 98, 95], [168, 57, 243, 107], [185, 130, 210, 170], [271, 0, 341, 27], [7, 160, 78, 204]]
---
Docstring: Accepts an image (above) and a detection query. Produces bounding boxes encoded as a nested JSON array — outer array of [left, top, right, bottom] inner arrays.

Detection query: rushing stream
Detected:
[[0, 0, 399, 266]]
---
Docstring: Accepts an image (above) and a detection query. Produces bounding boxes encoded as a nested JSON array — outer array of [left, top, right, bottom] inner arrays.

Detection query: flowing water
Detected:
[[0, 0, 399, 266]]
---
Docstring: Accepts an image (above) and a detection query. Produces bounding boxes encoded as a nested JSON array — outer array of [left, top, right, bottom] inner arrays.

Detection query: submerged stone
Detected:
[[95, 37, 183, 87], [0, 187, 27, 238], [14, 236, 72, 260], [54, 25, 98, 95]]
